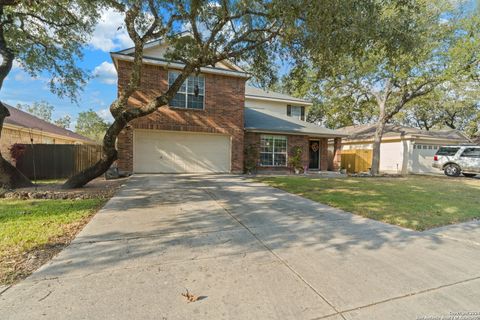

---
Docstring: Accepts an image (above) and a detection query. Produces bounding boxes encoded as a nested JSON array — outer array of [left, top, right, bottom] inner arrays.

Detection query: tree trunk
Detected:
[[62, 117, 127, 189], [0, 103, 33, 189], [0, 6, 33, 189], [371, 118, 387, 176]]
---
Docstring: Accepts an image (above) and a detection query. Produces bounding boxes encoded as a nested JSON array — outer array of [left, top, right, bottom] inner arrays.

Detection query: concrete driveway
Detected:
[[1, 175, 480, 320]]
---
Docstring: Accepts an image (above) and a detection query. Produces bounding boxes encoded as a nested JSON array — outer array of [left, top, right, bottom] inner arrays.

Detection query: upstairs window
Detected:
[[287, 105, 305, 121], [168, 71, 205, 110]]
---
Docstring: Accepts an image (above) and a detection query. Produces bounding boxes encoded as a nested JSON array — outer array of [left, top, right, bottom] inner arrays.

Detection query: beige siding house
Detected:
[[338, 124, 472, 174], [1, 103, 95, 164]]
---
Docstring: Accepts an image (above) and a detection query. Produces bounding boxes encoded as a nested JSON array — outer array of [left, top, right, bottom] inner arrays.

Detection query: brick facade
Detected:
[[244, 132, 332, 173], [116, 60, 245, 173]]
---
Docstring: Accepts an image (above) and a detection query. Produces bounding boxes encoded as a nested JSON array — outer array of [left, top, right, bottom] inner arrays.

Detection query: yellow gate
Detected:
[[340, 149, 372, 173]]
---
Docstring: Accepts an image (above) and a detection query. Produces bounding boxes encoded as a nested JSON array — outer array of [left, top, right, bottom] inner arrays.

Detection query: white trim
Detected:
[[111, 53, 250, 79], [245, 94, 313, 106]]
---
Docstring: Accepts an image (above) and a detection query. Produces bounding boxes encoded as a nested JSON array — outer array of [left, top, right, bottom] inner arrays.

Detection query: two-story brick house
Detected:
[[113, 40, 345, 174]]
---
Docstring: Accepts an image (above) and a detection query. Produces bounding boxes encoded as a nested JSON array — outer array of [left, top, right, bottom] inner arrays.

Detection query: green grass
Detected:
[[258, 175, 480, 231], [0, 198, 106, 283], [34, 179, 66, 185]]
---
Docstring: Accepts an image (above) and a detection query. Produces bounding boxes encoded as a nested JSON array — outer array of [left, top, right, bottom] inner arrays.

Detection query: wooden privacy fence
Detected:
[[340, 149, 372, 174], [15, 144, 102, 180]]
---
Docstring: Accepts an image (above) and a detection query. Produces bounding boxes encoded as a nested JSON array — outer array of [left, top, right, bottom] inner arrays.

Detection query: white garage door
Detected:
[[411, 144, 439, 173], [133, 130, 231, 173]]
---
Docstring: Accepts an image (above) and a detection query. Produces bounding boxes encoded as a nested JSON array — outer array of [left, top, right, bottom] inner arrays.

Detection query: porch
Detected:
[[244, 132, 342, 174]]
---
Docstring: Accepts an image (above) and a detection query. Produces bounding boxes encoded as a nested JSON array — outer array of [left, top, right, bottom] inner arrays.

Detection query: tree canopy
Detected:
[[16, 101, 54, 123], [75, 109, 110, 142]]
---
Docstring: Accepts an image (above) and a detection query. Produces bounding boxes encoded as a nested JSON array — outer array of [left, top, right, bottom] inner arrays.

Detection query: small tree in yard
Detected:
[[0, 0, 109, 188]]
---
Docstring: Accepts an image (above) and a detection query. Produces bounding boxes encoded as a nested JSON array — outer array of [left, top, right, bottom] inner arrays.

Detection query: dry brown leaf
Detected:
[[181, 289, 199, 303]]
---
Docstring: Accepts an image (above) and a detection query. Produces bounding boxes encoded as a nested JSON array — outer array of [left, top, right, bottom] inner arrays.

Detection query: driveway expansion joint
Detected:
[[310, 275, 480, 319], [203, 189, 347, 320]]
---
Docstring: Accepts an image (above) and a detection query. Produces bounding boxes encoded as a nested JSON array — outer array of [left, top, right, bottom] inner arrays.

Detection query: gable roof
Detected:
[[338, 124, 471, 142], [111, 35, 249, 78], [245, 86, 312, 105], [2, 103, 95, 143], [245, 107, 346, 137]]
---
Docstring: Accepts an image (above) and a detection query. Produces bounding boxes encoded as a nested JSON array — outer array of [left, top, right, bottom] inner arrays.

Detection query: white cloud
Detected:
[[12, 60, 21, 69], [96, 108, 114, 123], [88, 8, 134, 52], [93, 61, 117, 85]]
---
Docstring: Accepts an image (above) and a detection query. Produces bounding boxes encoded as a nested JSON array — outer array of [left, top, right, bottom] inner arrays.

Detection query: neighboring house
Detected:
[[338, 124, 471, 174], [1, 103, 95, 163], [113, 40, 345, 174]]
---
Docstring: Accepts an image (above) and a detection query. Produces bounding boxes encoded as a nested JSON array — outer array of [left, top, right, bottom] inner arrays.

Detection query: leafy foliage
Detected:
[[75, 109, 110, 143], [288, 146, 303, 172], [54, 115, 72, 129], [2, 0, 109, 101], [396, 82, 480, 136], [16, 101, 54, 122], [16, 102, 74, 130], [281, 0, 464, 174]]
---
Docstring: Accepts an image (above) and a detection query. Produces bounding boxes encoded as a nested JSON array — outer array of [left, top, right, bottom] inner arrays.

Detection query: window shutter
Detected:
[[287, 105, 291, 116], [301, 106, 305, 120]]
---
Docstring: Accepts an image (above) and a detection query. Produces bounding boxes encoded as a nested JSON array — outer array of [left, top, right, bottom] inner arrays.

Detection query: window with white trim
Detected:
[[168, 71, 205, 109], [287, 105, 305, 121], [260, 135, 287, 166]]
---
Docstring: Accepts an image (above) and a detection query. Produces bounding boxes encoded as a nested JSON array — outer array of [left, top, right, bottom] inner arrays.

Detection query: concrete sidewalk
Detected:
[[1, 174, 479, 320]]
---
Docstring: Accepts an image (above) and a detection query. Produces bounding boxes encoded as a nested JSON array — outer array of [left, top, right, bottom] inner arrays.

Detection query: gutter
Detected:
[[245, 128, 348, 138]]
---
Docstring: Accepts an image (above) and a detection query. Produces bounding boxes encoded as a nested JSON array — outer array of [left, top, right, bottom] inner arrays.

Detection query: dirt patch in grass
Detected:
[[2, 177, 127, 200]]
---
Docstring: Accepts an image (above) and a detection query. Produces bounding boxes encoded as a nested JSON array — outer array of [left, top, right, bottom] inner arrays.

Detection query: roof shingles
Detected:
[[245, 107, 346, 137], [3, 103, 95, 143]]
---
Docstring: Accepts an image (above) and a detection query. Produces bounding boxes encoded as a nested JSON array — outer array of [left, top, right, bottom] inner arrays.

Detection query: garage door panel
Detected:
[[134, 130, 230, 173], [411, 145, 438, 174]]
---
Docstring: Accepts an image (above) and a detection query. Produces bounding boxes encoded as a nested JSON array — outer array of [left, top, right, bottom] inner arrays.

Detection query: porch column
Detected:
[[333, 137, 342, 171], [320, 138, 328, 170]]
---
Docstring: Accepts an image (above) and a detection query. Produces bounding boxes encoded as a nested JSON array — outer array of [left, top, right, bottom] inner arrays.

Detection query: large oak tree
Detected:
[[283, 0, 461, 175]]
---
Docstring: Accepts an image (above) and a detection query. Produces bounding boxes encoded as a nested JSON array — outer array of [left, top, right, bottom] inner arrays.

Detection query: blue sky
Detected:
[[0, 8, 133, 127]]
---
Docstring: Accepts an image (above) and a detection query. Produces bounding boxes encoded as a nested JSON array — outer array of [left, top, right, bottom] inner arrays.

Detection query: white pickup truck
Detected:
[[432, 146, 480, 177]]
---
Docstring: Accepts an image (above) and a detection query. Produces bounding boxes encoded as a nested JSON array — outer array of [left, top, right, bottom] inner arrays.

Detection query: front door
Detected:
[[309, 140, 320, 169]]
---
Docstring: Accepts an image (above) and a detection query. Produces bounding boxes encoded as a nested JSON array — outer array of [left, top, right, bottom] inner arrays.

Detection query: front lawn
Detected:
[[0, 198, 106, 285], [258, 175, 480, 231]]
